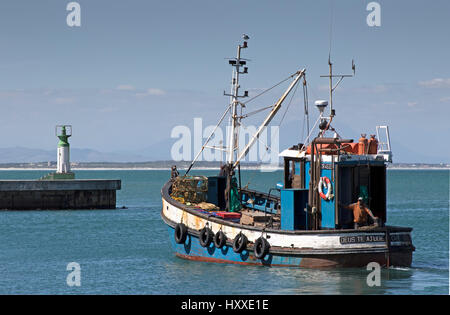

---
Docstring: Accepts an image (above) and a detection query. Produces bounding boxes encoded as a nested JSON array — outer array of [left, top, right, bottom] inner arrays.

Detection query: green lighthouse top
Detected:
[[56, 125, 72, 147]]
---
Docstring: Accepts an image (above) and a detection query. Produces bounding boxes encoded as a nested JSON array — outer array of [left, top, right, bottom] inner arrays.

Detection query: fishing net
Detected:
[[171, 176, 208, 204], [229, 177, 241, 212]]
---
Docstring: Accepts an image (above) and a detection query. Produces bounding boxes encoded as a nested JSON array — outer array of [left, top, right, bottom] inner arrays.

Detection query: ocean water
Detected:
[[0, 169, 448, 295]]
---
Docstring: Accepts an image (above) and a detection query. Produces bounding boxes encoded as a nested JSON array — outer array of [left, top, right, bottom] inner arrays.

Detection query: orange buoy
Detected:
[[368, 135, 378, 154], [358, 134, 368, 155]]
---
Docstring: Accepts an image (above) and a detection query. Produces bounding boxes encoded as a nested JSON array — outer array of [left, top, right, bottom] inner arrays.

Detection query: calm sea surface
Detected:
[[0, 169, 448, 294]]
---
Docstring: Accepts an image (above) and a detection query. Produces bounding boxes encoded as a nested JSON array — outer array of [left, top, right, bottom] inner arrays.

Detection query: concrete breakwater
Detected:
[[0, 179, 121, 210]]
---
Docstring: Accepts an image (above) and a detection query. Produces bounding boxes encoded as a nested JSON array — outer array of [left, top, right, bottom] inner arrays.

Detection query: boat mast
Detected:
[[225, 35, 249, 165], [185, 36, 249, 178], [221, 35, 250, 211]]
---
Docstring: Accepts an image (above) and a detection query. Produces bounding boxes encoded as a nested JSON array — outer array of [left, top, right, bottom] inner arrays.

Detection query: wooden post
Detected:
[[385, 228, 391, 268]]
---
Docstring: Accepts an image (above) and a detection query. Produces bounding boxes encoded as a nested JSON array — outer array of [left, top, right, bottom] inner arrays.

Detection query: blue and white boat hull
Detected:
[[161, 181, 414, 268]]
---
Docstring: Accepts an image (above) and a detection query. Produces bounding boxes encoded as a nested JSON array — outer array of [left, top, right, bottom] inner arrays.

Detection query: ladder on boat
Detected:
[[376, 125, 392, 162]]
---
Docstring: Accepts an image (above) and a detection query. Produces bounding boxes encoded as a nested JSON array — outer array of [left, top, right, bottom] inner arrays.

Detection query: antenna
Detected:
[[320, 57, 355, 117], [328, 0, 334, 62], [320, 0, 355, 117]]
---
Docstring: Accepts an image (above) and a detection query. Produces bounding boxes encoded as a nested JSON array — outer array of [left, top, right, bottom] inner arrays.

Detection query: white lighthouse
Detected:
[[50, 125, 75, 179], [39, 125, 75, 180], [57, 125, 71, 173]]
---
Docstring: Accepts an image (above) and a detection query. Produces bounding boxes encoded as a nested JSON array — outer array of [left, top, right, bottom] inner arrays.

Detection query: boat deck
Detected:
[[162, 180, 411, 235]]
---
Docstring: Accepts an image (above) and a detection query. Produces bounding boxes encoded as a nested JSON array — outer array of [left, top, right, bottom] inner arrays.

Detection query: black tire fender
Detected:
[[174, 223, 188, 244], [232, 232, 248, 253], [254, 237, 270, 259], [199, 227, 214, 247], [214, 230, 227, 249]]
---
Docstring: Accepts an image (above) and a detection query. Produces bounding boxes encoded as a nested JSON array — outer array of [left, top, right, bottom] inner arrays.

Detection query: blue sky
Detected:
[[0, 0, 449, 163]]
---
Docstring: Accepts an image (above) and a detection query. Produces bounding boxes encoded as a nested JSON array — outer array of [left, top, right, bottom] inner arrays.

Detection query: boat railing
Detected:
[[239, 187, 280, 214]]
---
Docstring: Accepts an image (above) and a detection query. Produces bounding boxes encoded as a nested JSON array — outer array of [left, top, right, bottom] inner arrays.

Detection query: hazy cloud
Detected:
[[116, 84, 136, 91], [418, 78, 450, 88], [52, 97, 75, 105], [135, 88, 166, 97]]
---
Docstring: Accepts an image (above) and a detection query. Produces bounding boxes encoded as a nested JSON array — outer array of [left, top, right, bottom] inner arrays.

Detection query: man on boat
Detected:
[[171, 165, 179, 179], [340, 197, 378, 229]]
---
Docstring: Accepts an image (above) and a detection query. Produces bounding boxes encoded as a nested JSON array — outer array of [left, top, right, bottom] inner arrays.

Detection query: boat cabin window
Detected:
[[284, 158, 304, 189]]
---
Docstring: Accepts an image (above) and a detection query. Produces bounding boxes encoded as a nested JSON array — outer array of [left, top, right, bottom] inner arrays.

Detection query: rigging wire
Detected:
[[185, 103, 232, 175], [242, 74, 296, 106], [242, 78, 301, 155], [239, 120, 270, 152], [302, 78, 309, 141], [239, 105, 274, 119], [301, 79, 308, 143], [185, 71, 303, 175], [300, 114, 322, 151], [278, 78, 300, 127], [239, 79, 301, 189], [237, 73, 302, 120]]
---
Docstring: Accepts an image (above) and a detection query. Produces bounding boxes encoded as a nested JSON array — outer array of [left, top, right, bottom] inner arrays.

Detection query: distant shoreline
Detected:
[[0, 161, 449, 171], [0, 166, 448, 171]]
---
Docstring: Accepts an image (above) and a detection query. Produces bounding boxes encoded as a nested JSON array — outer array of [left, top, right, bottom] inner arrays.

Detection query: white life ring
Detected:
[[318, 176, 334, 201]]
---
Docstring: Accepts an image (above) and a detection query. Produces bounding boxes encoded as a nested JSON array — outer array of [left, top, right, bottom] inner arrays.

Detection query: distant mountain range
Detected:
[[0, 140, 447, 165], [0, 137, 177, 163], [0, 147, 151, 163]]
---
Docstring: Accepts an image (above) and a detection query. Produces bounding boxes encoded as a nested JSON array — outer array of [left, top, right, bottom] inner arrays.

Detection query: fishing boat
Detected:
[[161, 36, 414, 268]]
